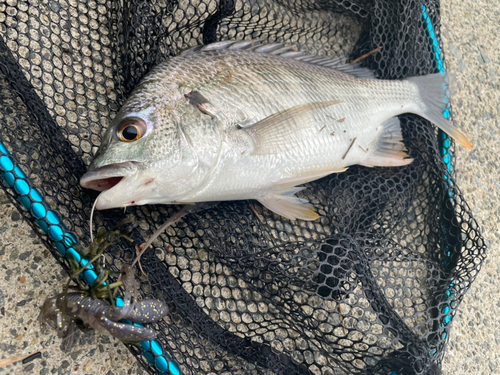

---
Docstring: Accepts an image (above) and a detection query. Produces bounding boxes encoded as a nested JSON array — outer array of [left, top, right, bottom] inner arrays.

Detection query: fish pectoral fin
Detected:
[[258, 186, 319, 221], [359, 117, 414, 167], [277, 168, 348, 187], [244, 100, 343, 155]]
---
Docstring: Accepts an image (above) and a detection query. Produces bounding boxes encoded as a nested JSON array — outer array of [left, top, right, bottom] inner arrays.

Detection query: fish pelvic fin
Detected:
[[258, 186, 319, 221], [258, 168, 348, 220], [405, 73, 472, 149], [359, 117, 414, 168]]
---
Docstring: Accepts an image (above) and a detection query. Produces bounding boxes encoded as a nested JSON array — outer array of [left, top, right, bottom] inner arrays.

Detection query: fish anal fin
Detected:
[[245, 100, 343, 155], [359, 156, 413, 168], [258, 186, 319, 221], [359, 117, 414, 168]]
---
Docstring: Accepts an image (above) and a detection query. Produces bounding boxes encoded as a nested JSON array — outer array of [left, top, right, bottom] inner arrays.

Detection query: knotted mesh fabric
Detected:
[[0, 0, 486, 374]]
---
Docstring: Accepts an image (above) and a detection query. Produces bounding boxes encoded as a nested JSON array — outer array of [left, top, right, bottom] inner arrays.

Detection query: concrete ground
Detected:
[[0, 0, 498, 374], [440, 0, 500, 373]]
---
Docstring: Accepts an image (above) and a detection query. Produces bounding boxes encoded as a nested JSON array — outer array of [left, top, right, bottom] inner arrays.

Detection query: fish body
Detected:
[[81, 40, 471, 220]]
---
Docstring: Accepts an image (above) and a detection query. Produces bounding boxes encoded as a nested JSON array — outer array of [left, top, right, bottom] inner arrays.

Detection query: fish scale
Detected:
[[81, 40, 472, 221]]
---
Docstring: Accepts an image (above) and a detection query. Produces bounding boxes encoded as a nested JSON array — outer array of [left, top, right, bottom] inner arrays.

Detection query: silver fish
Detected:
[[81, 40, 472, 221]]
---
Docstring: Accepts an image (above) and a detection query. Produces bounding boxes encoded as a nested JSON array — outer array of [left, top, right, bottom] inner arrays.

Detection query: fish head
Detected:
[[80, 79, 220, 210]]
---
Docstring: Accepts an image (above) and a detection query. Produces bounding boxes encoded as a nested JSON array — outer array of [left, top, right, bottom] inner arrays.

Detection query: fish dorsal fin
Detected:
[[180, 40, 265, 55], [180, 40, 375, 79]]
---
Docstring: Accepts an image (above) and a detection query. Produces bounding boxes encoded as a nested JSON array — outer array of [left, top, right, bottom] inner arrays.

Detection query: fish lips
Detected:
[[80, 161, 138, 191], [80, 162, 139, 209]]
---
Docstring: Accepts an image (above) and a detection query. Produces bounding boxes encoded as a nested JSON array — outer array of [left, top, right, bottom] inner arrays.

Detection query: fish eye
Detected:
[[117, 118, 147, 143]]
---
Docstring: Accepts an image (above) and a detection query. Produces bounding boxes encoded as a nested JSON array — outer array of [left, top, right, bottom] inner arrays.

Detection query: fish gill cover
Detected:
[[0, 0, 486, 374]]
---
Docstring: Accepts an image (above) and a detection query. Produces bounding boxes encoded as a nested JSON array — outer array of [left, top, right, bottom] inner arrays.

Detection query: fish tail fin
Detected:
[[405, 73, 472, 149], [359, 117, 414, 168]]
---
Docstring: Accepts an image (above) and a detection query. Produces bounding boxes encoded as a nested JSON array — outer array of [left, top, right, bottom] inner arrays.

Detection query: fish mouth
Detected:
[[81, 176, 124, 192], [80, 162, 138, 192]]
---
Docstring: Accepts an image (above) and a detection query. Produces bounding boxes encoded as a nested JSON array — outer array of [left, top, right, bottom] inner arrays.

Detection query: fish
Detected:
[[80, 40, 472, 221]]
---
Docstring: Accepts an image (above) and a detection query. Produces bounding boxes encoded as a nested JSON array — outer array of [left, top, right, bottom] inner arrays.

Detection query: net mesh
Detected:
[[0, 0, 486, 374]]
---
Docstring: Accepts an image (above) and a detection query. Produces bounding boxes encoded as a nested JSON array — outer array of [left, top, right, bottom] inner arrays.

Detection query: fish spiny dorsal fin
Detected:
[[227, 40, 255, 49], [179, 45, 203, 55], [289, 54, 375, 79], [201, 40, 248, 51], [252, 43, 288, 53], [268, 46, 297, 55], [180, 39, 265, 55], [180, 39, 375, 79]]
